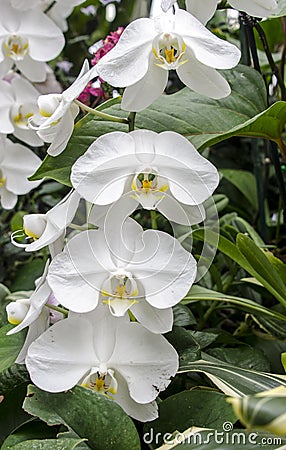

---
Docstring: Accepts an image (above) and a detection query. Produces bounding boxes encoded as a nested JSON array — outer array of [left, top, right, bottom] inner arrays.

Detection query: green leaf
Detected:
[[192, 231, 286, 308], [183, 285, 286, 323], [282, 353, 286, 372], [228, 386, 286, 436], [1, 419, 59, 449], [0, 384, 31, 447], [9, 438, 86, 449], [10, 258, 46, 292], [220, 170, 258, 211], [206, 347, 270, 372], [236, 234, 286, 307], [179, 355, 286, 397], [173, 304, 196, 327], [0, 365, 30, 395], [143, 391, 237, 448], [0, 325, 26, 373], [30, 65, 267, 186], [23, 385, 140, 450]]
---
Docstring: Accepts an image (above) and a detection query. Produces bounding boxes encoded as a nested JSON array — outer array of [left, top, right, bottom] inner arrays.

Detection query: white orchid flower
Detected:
[[96, 8, 240, 111], [6, 261, 52, 364], [0, 0, 65, 82], [0, 77, 43, 146], [30, 60, 98, 156], [12, 190, 80, 257], [47, 218, 196, 334], [0, 135, 42, 210], [26, 306, 179, 421], [11, 0, 87, 31], [71, 130, 218, 226], [161, 0, 278, 23]]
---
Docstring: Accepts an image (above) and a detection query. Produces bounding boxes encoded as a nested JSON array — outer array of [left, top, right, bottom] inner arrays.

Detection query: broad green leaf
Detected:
[[192, 230, 286, 307], [246, 314, 286, 339], [0, 364, 30, 395], [228, 386, 286, 436], [220, 170, 258, 211], [282, 353, 286, 372], [30, 65, 267, 186], [0, 325, 26, 373], [143, 391, 237, 448], [236, 234, 286, 307], [1, 419, 60, 449], [206, 347, 270, 372], [183, 285, 286, 323], [0, 384, 31, 447], [10, 258, 46, 292], [179, 355, 286, 397], [173, 304, 196, 327], [165, 326, 201, 363], [23, 385, 140, 450], [9, 438, 86, 449]]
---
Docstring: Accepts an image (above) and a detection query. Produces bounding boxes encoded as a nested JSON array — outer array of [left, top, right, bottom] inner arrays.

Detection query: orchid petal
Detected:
[[15, 309, 50, 364], [128, 230, 197, 308], [131, 301, 173, 334], [47, 230, 115, 313], [71, 132, 136, 204], [154, 132, 219, 205], [0, 187, 17, 210], [0, 80, 14, 134], [113, 371, 158, 421], [121, 54, 168, 112], [47, 108, 78, 156], [112, 322, 178, 403], [175, 9, 241, 69], [26, 316, 98, 392], [16, 56, 46, 82], [185, 0, 219, 24], [97, 18, 155, 87], [19, 10, 65, 61], [177, 49, 231, 99], [157, 193, 206, 226], [230, 0, 278, 17], [2, 141, 42, 195]]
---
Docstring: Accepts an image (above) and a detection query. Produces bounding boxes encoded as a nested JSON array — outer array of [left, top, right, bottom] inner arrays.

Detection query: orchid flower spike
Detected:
[[11, 190, 80, 258], [0, 77, 43, 146], [96, 8, 241, 111], [71, 130, 219, 226], [47, 219, 197, 334], [29, 60, 98, 156], [6, 260, 53, 364], [0, 0, 65, 82], [161, 0, 278, 23], [26, 306, 179, 421], [0, 135, 42, 210]]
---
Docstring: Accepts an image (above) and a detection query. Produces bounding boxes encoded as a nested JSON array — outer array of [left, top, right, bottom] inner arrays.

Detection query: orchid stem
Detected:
[[74, 99, 129, 125], [150, 210, 158, 230], [254, 21, 286, 101], [128, 112, 136, 132], [45, 303, 69, 316]]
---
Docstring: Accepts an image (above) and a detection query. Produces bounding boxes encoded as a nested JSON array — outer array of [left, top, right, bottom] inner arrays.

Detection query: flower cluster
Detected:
[[0, 0, 88, 208], [78, 26, 124, 105], [6, 0, 279, 424]]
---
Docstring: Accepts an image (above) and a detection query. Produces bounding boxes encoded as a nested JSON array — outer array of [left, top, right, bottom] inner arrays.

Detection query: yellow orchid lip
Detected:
[[24, 227, 40, 241]]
